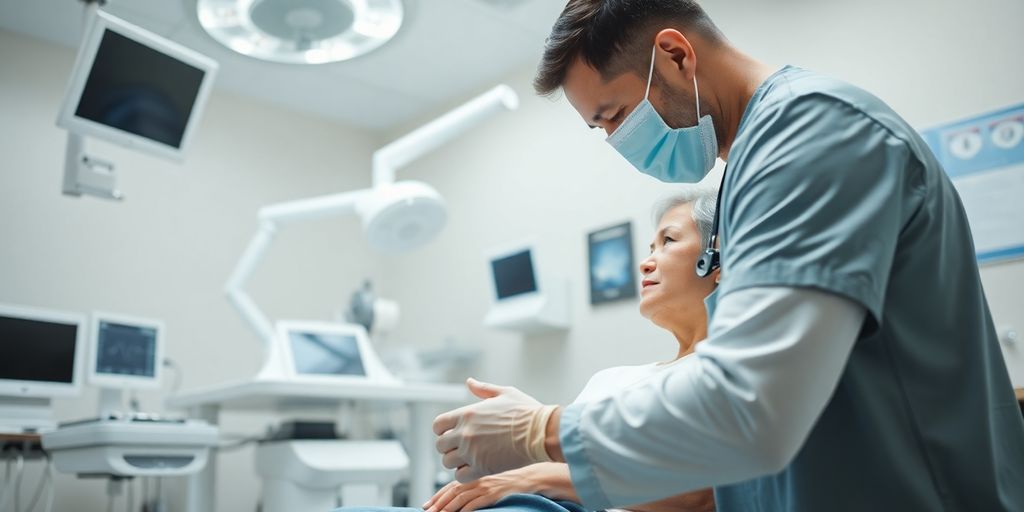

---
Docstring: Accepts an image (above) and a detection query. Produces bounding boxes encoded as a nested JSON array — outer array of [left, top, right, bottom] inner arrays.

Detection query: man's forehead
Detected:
[[561, 59, 604, 109], [563, 60, 643, 117]]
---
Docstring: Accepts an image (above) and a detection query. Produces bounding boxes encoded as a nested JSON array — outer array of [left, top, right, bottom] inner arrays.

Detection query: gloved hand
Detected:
[[433, 378, 559, 483]]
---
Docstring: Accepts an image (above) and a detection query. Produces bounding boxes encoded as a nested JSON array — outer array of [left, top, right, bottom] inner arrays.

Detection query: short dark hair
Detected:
[[534, 0, 724, 96]]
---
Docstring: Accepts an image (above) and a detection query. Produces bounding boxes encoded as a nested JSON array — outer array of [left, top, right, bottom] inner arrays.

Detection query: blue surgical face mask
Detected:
[[607, 46, 718, 183], [703, 287, 720, 322]]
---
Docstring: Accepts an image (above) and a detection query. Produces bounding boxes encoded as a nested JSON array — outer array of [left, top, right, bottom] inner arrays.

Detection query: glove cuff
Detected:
[[528, 405, 559, 463]]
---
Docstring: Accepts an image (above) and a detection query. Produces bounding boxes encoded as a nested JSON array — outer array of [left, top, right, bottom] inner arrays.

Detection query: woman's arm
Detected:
[[424, 463, 578, 512], [424, 461, 714, 512]]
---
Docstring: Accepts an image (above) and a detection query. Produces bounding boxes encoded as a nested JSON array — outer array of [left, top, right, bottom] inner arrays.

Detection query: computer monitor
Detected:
[[56, 10, 218, 161], [489, 247, 538, 301], [276, 321, 396, 383], [0, 304, 86, 399], [88, 313, 164, 390]]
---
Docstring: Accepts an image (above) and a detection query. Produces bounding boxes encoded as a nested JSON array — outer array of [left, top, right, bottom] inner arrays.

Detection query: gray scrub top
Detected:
[[713, 66, 1024, 510]]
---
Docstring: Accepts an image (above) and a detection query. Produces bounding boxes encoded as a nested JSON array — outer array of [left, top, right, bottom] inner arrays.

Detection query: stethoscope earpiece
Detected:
[[695, 164, 727, 279], [695, 248, 720, 278]]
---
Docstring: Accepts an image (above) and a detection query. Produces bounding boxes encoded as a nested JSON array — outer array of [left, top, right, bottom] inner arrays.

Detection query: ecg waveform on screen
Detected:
[[97, 322, 156, 377]]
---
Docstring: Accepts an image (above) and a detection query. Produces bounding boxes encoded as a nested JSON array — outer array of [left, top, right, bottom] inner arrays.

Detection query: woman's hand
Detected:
[[422, 463, 577, 512], [423, 470, 535, 512]]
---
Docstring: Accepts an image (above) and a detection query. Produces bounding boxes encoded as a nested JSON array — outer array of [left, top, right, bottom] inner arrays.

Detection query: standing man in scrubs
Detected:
[[432, 1, 1024, 511]]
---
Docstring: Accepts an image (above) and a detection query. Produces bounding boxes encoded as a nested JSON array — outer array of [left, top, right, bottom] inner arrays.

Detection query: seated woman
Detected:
[[419, 185, 721, 512]]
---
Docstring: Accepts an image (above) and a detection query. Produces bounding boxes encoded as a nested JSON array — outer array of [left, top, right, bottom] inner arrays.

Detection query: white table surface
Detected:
[[167, 378, 470, 409], [166, 378, 471, 512]]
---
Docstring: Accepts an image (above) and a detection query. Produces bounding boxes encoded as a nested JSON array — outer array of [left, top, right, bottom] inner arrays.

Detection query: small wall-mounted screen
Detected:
[[0, 315, 78, 384], [491, 249, 537, 300], [74, 29, 205, 149], [289, 331, 367, 377], [95, 320, 158, 378]]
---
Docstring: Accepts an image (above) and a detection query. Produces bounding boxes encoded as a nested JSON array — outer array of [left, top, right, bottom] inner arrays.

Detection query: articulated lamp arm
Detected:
[[224, 189, 372, 377], [226, 84, 518, 378]]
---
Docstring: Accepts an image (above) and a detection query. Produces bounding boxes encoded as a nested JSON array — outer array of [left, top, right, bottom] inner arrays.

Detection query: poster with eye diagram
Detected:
[[921, 103, 1024, 264]]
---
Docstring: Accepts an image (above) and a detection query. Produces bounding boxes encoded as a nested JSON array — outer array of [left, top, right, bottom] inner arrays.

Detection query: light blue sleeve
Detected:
[[560, 287, 865, 508]]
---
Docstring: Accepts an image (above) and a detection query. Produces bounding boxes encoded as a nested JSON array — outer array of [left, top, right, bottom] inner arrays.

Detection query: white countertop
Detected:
[[165, 378, 471, 411]]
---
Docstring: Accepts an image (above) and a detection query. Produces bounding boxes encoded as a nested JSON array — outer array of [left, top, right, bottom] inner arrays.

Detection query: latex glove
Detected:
[[433, 378, 558, 483]]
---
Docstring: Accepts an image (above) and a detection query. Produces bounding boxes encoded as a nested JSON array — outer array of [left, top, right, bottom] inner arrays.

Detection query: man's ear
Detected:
[[653, 28, 696, 80]]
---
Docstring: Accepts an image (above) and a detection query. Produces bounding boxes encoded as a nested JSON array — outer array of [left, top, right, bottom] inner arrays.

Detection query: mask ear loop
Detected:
[[644, 45, 656, 100], [693, 74, 701, 122]]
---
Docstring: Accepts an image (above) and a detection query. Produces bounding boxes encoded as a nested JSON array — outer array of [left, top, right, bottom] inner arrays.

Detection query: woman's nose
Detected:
[[640, 256, 656, 275]]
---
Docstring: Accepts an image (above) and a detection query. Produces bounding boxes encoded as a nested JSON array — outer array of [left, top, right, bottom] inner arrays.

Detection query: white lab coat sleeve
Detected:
[[559, 286, 866, 509]]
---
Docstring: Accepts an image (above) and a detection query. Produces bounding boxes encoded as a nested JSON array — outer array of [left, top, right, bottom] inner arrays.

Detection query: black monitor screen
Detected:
[[289, 331, 366, 377], [75, 29, 205, 149], [0, 315, 78, 383], [95, 321, 158, 378], [491, 250, 537, 300]]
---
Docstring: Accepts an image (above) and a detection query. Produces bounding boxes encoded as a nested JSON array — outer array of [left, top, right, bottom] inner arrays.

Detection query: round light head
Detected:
[[197, 0, 404, 64], [359, 181, 447, 253]]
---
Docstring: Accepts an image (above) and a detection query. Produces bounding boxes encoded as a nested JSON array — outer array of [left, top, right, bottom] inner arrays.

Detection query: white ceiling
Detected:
[[0, 0, 565, 132]]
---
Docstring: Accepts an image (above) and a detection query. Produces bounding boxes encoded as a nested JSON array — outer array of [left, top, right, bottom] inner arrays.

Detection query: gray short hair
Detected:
[[652, 185, 719, 252]]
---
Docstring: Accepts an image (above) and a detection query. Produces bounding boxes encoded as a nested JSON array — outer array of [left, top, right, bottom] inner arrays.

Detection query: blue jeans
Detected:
[[334, 493, 590, 512]]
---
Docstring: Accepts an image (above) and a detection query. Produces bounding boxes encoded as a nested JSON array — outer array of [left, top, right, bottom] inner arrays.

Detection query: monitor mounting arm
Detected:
[[63, 132, 123, 201], [63, 0, 122, 201]]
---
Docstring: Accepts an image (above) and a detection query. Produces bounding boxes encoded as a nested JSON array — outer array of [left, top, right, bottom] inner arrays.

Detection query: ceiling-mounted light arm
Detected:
[[372, 84, 519, 188], [225, 189, 372, 375], [225, 222, 278, 352], [226, 85, 517, 379]]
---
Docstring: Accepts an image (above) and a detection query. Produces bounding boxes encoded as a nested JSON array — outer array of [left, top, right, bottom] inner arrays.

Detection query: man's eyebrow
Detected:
[[589, 103, 614, 126]]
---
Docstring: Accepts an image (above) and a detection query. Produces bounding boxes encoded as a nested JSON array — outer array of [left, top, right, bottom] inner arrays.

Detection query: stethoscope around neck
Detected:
[[695, 164, 727, 278]]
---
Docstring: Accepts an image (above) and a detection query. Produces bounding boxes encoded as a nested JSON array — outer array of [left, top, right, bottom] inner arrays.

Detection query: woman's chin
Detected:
[[638, 300, 655, 320]]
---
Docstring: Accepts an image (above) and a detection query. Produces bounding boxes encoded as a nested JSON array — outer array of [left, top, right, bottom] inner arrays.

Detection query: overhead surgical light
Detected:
[[357, 181, 447, 253], [197, 0, 404, 64]]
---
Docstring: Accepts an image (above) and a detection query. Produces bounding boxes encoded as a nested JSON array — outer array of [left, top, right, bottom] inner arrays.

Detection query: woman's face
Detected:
[[639, 202, 718, 328]]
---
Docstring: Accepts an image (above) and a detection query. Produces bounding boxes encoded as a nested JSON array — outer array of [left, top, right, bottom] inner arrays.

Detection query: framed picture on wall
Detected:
[[587, 221, 637, 305]]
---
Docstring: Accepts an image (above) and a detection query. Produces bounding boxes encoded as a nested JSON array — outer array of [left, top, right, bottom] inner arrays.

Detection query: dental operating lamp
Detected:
[[225, 85, 519, 378]]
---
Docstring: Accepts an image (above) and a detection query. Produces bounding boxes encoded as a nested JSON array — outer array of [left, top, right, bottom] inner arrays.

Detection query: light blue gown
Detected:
[[560, 66, 1024, 511]]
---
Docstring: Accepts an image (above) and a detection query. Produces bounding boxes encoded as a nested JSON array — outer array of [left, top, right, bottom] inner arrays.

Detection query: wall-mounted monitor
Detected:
[[57, 10, 218, 161], [87, 312, 164, 390], [483, 244, 571, 334], [489, 248, 538, 301], [0, 304, 86, 399]]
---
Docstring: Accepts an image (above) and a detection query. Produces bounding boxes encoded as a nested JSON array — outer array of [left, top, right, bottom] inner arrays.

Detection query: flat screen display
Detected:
[[0, 315, 78, 383], [95, 320, 158, 378], [491, 250, 537, 300], [74, 29, 205, 149], [289, 331, 366, 377]]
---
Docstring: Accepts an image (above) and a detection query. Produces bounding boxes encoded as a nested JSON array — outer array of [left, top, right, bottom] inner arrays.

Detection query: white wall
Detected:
[[2, 0, 1024, 509], [0, 29, 382, 512], [379, 0, 1024, 409]]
